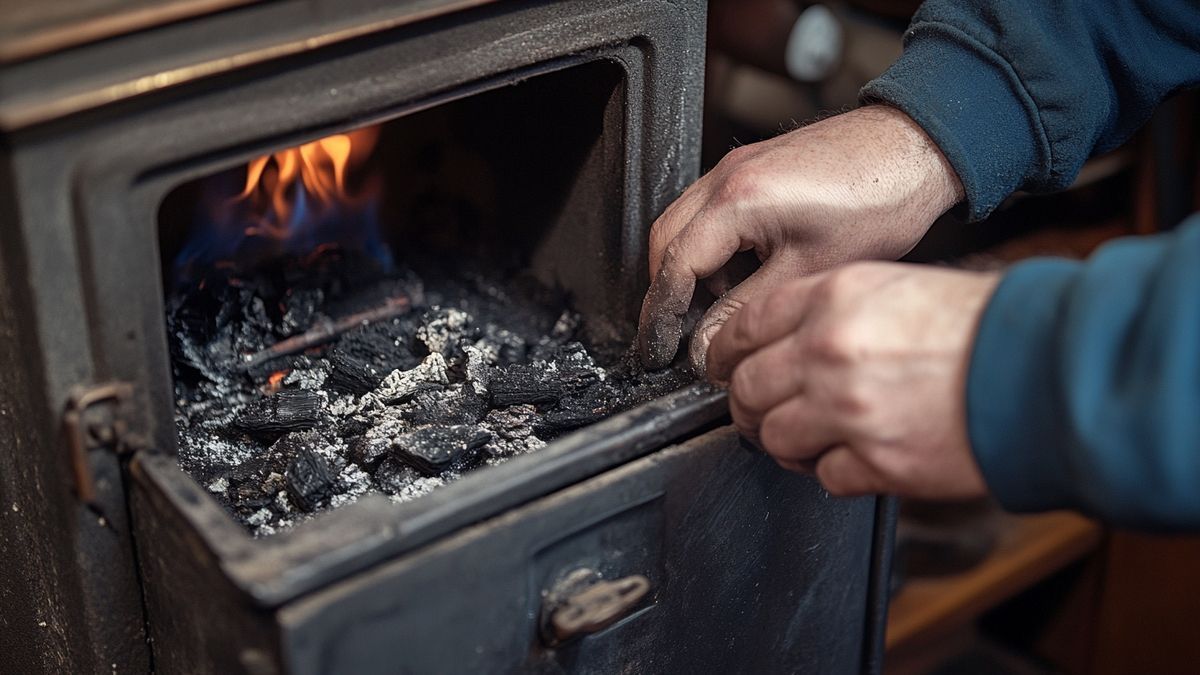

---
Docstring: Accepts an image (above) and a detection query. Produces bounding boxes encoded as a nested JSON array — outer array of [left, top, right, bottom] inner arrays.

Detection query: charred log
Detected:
[[285, 447, 334, 512], [390, 425, 493, 475], [234, 389, 322, 441]]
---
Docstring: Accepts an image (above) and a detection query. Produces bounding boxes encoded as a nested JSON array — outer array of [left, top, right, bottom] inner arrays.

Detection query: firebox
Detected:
[[0, 1, 894, 673]]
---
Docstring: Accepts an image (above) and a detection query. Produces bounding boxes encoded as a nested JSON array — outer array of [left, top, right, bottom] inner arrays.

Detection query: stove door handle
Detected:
[[545, 574, 652, 645]]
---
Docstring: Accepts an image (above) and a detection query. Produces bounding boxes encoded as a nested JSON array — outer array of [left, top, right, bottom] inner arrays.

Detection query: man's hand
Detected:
[[637, 105, 963, 371], [707, 262, 999, 499]]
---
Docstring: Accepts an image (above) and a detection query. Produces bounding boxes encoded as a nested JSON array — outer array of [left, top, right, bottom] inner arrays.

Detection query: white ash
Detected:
[[330, 463, 373, 509], [282, 359, 331, 390], [367, 353, 450, 408], [246, 508, 273, 527], [416, 308, 471, 355], [170, 263, 690, 538], [386, 473, 455, 504], [551, 309, 581, 340], [462, 344, 492, 395]]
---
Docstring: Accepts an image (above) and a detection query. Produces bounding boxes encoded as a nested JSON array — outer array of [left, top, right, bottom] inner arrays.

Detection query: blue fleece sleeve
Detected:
[[861, 0, 1200, 221], [968, 217, 1200, 529]]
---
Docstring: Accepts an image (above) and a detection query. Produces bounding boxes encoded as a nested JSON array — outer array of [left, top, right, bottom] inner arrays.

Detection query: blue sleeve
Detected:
[[861, 0, 1200, 221], [968, 217, 1200, 530]]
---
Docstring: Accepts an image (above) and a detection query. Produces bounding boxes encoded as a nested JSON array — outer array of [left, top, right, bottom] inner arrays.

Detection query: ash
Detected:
[[168, 252, 687, 536]]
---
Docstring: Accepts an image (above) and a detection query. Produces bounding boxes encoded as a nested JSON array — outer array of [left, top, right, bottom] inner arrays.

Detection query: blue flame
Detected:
[[171, 162, 393, 286]]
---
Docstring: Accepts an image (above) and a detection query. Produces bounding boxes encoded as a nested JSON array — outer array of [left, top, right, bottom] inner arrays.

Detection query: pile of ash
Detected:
[[168, 252, 688, 536]]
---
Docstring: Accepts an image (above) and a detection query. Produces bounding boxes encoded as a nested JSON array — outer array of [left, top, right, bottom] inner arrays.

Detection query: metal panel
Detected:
[[278, 428, 879, 674]]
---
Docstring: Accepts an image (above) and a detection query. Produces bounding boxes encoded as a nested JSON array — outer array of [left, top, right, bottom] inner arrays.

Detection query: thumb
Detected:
[[688, 255, 799, 374]]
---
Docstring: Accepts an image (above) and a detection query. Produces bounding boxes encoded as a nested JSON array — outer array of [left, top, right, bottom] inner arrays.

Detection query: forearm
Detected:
[[863, 0, 1200, 220], [968, 217, 1200, 529]]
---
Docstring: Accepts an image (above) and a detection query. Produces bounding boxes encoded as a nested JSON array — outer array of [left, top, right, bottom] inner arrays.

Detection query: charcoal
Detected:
[[534, 390, 613, 436], [487, 361, 599, 407], [482, 325, 527, 365], [391, 425, 492, 475], [278, 287, 323, 336], [170, 254, 690, 536], [405, 387, 487, 426], [373, 457, 423, 495], [487, 366, 562, 406], [481, 404, 542, 457], [337, 415, 373, 438], [234, 389, 322, 440], [349, 434, 391, 469], [221, 454, 287, 515], [285, 447, 334, 512], [334, 319, 422, 372], [327, 351, 383, 395], [484, 404, 538, 441]]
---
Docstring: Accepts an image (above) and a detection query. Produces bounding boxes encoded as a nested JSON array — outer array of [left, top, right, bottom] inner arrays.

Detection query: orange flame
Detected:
[[263, 369, 290, 394], [234, 126, 380, 238]]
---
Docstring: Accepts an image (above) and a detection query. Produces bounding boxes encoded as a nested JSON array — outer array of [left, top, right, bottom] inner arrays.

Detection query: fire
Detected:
[[235, 127, 381, 238], [172, 124, 393, 285], [263, 369, 289, 394]]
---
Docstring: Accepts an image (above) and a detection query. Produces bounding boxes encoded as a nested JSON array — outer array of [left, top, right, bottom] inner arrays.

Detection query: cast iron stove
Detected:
[[0, 1, 895, 672]]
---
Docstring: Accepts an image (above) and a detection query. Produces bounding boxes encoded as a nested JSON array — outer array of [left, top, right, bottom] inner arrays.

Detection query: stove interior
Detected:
[[157, 61, 689, 536]]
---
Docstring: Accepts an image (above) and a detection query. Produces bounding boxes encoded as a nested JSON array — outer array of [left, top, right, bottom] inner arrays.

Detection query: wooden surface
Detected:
[[886, 511, 1103, 652], [1089, 532, 1200, 675]]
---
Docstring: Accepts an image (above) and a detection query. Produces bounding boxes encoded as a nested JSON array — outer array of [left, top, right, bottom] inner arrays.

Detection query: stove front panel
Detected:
[[278, 428, 879, 675]]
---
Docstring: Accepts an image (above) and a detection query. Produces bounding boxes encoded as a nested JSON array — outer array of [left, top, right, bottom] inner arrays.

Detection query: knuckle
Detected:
[[832, 378, 872, 417], [808, 322, 855, 364], [714, 167, 762, 206], [722, 144, 755, 165], [648, 222, 673, 253], [659, 239, 687, 274]]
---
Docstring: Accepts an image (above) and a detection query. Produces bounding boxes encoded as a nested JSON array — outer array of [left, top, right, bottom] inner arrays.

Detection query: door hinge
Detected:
[[63, 381, 137, 506]]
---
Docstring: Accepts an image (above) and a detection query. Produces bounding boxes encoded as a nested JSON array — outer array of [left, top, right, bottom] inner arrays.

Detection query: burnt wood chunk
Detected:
[[348, 434, 391, 469], [391, 425, 492, 475], [487, 363, 599, 407], [405, 388, 487, 426], [234, 389, 322, 441], [534, 387, 614, 436], [327, 351, 383, 395], [284, 447, 334, 512]]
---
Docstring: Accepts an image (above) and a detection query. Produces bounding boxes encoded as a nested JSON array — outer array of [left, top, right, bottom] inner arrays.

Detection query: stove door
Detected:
[[277, 427, 882, 674]]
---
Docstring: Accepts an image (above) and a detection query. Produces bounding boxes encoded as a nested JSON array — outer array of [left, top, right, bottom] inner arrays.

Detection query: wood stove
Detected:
[[0, 1, 895, 673]]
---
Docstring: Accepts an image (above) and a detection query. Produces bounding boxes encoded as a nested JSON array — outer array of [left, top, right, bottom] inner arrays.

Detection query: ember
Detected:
[[164, 122, 689, 535], [170, 254, 687, 535]]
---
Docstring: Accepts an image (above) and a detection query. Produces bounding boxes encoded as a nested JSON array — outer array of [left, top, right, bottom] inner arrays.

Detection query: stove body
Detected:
[[0, 1, 894, 673]]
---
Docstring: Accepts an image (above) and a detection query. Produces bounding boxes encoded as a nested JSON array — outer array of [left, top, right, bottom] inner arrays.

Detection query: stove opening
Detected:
[[157, 61, 688, 536]]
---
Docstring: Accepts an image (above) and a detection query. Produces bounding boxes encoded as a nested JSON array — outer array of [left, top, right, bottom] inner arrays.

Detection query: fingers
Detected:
[[688, 255, 799, 374], [757, 396, 842, 463], [638, 210, 743, 369], [727, 332, 806, 434], [706, 274, 820, 383], [647, 177, 713, 279], [814, 446, 888, 496]]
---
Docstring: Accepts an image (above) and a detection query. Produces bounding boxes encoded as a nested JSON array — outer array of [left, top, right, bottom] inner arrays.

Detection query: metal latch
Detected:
[[541, 569, 652, 645], [63, 381, 135, 506]]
